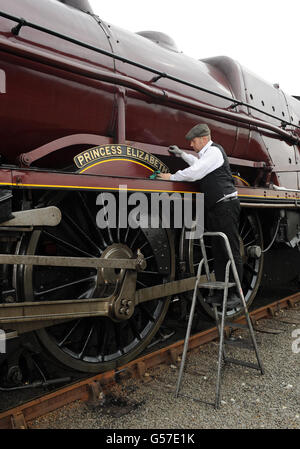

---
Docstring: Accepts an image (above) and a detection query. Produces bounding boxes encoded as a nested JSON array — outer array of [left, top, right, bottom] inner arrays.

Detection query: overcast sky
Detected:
[[89, 0, 299, 97]]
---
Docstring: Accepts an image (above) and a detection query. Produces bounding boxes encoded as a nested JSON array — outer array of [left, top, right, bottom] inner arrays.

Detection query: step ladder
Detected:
[[175, 231, 264, 409]]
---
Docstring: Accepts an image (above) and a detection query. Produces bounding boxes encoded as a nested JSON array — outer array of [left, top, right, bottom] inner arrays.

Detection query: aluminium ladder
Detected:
[[175, 231, 264, 409]]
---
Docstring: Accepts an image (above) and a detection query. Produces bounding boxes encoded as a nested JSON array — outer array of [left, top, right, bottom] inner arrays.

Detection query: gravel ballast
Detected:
[[31, 308, 300, 429]]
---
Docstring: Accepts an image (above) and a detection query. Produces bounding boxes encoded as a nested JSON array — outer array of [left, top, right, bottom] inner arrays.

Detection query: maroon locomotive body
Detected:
[[1, 0, 300, 185], [0, 0, 299, 377]]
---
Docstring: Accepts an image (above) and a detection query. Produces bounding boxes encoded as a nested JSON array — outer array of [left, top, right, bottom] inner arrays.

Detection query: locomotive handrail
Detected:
[[18, 134, 111, 167], [0, 10, 299, 136], [19, 134, 268, 169]]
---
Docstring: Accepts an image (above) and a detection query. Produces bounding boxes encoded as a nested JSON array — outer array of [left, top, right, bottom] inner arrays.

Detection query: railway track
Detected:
[[0, 291, 299, 429]]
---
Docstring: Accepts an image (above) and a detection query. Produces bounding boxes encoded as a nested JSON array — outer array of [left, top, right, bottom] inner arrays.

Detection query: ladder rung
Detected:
[[224, 338, 254, 350], [224, 357, 262, 371], [198, 281, 236, 289]]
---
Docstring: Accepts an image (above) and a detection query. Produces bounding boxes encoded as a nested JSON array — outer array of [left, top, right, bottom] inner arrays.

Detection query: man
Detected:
[[157, 123, 242, 308]]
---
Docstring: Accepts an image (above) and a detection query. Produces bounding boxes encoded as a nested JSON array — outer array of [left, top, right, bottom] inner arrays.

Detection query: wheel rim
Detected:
[[16, 191, 175, 372], [180, 210, 264, 318]]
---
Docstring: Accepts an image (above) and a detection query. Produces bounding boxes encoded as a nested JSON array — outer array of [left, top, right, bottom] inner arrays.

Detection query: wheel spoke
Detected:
[[113, 322, 125, 355], [239, 219, 247, 237], [77, 192, 108, 250], [140, 304, 155, 322], [79, 324, 95, 359], [241, 227, 252, 242], [193, 242, 212, 248], [117, 223, 121, 243], [98, 320, 110, 359], [34, 275, 96, 298], [243, 238, 256, 247], [42, 230, 96, 258], [138, 241, 150, 251], [57, 320, 82, 347], [137, 279, 147, 288], [98, 193, 114, 244], [193, 258, 213, 267], [128, 318, 143, 341], [244, 263, 258, 276], [130, 228, 141, 249], [123, 226, 131, 244], [64, 212, 101, 256]]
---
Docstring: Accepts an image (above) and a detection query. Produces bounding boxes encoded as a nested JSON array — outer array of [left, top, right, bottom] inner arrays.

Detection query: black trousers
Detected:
[[206, 199, 243, 285]]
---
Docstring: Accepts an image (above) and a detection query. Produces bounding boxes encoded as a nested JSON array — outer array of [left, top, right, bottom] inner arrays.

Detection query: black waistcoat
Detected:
[[196, 143, 236, 210]]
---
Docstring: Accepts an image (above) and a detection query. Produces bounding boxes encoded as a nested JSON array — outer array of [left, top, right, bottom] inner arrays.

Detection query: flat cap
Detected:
[[185, 123, 211, 140]]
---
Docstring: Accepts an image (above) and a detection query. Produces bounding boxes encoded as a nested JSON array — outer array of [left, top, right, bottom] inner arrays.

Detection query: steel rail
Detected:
[[0, 292, 299, 429], [0, 10, 299, 136]]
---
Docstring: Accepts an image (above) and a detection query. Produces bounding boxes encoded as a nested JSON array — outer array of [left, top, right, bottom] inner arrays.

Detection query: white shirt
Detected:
[[170, 140, 237, 200], [170, 140, 224, 182]]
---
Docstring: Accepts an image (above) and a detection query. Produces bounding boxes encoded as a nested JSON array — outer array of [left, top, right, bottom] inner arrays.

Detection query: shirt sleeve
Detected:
[[181, 152, 198, 166], [170, 146, 224, 182]]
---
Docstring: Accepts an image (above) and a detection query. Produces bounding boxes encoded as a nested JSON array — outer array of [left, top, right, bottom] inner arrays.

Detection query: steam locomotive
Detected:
[[0, 0, 299, 378]]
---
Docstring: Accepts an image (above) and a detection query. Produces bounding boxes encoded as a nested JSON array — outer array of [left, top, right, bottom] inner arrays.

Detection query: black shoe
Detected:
[[227, 292, 241, 308]]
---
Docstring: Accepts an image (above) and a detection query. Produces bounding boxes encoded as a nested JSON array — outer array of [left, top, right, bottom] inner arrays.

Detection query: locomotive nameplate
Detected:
[[74, 144, 169, 173]]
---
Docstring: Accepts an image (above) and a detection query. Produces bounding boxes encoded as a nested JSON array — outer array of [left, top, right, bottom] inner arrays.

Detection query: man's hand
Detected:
[[156, 173, 172, 180], [168, 145, 183, 157]]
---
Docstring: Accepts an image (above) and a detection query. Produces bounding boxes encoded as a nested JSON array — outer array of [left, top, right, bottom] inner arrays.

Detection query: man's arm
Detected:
[[181, 152, 198, 166], [168, 145, 198, 166], [169, 146, 224, 182], [156, 152, 198, 181], [156, 173, 172, 180]]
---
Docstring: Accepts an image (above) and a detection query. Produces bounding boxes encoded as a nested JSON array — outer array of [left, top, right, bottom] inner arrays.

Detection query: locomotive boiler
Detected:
[[0, 0, 299, 378]]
